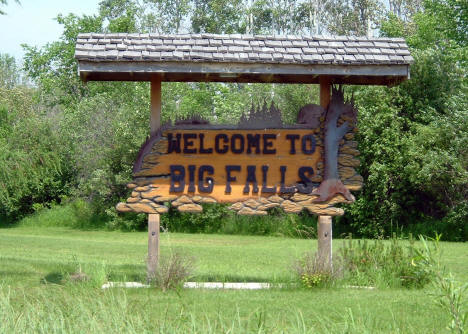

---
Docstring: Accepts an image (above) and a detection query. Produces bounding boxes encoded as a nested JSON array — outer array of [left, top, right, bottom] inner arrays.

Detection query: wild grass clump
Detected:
[[294, 252, 343, 288], [433, 273, 468, 334], [294, 234, 443, 289], [339, 234, 441, 288], [150, 251, 195, 291], [41, 255, 109, 289]]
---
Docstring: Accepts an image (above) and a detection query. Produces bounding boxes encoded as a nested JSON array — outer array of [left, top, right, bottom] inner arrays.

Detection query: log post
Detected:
[[318, 76, 333, 271], [147, 213, 160, 280], [148, 75, 162, 281], [319, 77, 331, 108], [317, 216, 332, 270], [150, 75, 162, 136]]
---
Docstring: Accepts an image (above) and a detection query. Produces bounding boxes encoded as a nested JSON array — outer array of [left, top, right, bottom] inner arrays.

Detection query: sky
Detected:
[[0, 0, 100, 60]]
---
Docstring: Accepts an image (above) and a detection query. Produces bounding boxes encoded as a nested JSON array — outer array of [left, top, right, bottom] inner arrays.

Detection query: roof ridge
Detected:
[[76, 32, 407, 43]]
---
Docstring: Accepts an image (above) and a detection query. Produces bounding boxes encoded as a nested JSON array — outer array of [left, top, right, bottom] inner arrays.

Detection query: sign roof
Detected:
[[75, 33, 412, 85]]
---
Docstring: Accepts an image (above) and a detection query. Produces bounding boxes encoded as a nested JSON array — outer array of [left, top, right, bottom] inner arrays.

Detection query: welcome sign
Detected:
[[137, 129, 321, 199], [117, 87, 363, 216]]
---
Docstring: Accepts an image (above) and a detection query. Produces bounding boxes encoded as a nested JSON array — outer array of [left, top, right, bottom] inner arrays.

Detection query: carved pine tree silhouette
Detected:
[[312, 86, 356, 203], [238, 101, 283, 128]]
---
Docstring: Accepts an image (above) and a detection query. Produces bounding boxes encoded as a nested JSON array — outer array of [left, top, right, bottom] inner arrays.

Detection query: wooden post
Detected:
[[150, 75, 161, 136], [317, 216, 332, 270], [147, 213, 160, 280], [319, 76, 331, 107], [318, 76, 332, 271], [148, 75, 162, 281]]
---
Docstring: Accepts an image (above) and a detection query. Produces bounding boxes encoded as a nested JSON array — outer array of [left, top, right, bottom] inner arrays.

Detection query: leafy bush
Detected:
[[0, 88, 74, 224]]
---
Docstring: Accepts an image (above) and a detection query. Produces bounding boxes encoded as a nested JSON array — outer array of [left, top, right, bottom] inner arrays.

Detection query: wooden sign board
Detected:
[[117, 87, 363, 216]]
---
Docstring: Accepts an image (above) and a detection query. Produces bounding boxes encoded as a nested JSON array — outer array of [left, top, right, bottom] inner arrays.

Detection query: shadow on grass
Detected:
[[41, 272, 65, 285], [107, 271, 146, 282], [106, 263, 146, 282]]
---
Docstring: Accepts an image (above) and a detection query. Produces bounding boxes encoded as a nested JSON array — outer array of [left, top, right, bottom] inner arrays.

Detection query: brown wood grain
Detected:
[[150, 76, 161, 136], [147, 213, 160, 280], [319, 77, 331, 108]]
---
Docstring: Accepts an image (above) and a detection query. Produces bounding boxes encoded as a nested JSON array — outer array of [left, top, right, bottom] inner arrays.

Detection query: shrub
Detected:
[[0, 94, 74, 224], [160, 204, 319, 237], [105, 206, 147, 231], [19, 199, 105, 229], [150, 251, 195, 291], [293, 252, 341, 288]]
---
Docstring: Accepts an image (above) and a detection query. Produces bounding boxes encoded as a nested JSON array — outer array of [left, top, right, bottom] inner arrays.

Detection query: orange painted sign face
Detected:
[[134, 129, 322, 202]]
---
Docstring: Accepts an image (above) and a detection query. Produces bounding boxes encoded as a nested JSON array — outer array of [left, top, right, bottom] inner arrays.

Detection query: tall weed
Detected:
[[150, 251, 195, 291], [0, 283, 419, 333], [433, 274, 468, 334], [339, 234, 440, 288]]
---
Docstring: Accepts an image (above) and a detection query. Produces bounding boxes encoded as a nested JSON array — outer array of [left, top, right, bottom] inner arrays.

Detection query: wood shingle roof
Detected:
[[75, 33, 412, 85]]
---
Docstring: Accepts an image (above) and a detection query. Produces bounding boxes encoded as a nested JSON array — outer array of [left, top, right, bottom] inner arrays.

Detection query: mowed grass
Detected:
[[0, 226, 467, 333]]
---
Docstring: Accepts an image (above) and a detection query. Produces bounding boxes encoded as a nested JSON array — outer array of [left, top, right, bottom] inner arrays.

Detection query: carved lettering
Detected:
[[199, 133, 213, 154], [183, 133, 197, 154], [297, 166, 314, 193], [167, 133, 181, 153], [188, 165, 196, 192], [262, 134, 277, 154], [170, 165, 185, 192], [198, 165, 214, 193], [231, 134, 245, 154], [301, 134, 316, 155], [286, 134, 300, 154], [246, 134, 261, 154], [215, 134, 229, 154], [279, 166, 295, 193], [261, 165, 276, 193], [225, 165, 241, 193], [243, 165, 259, 193]]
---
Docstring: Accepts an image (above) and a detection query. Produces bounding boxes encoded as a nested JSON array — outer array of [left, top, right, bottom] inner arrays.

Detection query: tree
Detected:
[[144, 0, 190, 33], [0, 54, 19, 88], [343, 0, 468, 239], [325, 0, 383, 36], [0, 0, 19, 15], [388, 0, 422, 22], [191, 0, 247, 34]]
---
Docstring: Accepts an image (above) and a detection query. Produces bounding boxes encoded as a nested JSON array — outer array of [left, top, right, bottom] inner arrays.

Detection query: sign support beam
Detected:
[[318, 76, 333, 271], [150, 75, 162, 136], [148, 75, 162, 281], [147, 213, 160, 281]]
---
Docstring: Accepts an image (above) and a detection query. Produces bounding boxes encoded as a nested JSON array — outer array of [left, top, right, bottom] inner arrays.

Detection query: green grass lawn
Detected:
[[0, 226, 467, 333]]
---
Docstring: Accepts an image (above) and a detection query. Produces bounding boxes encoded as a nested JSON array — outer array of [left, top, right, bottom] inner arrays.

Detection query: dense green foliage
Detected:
[[0, 0, 466, 240]]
